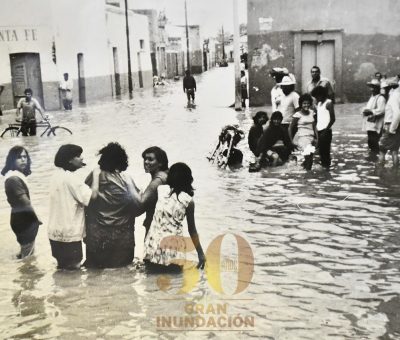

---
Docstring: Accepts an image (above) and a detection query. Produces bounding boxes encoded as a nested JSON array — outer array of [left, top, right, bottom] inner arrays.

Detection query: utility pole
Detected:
[[124, 0, 133, 95], [184, 0, 190, 72], [221, 25, 225, 60], [233, 0, 242, 110]]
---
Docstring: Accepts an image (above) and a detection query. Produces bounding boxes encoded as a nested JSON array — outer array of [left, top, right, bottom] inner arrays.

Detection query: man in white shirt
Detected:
[[361, 79, 386, 161], [379, 78, 400, 167], [270, 67, 288, 112], [59, 73, 73, 110], [276, 75, 300, 140]]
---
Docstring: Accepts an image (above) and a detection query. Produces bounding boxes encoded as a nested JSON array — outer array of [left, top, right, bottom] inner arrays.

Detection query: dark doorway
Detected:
[[10, 53, 44, 108], [113, 47, 121, 96], [137, 52, 143, 88], [151, 52, 158, 76], [77, 53, 86, 103]]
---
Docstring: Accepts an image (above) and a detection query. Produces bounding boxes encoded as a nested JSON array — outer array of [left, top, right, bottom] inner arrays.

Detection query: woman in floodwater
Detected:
[[84, 142, 138, 268], [141, 162, 205, 272], [133, 146, 169, 237], [1, 146, 41, 259]]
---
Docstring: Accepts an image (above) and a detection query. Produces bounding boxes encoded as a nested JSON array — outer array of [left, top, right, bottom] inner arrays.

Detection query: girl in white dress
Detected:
[[143, 163, 205, 272]]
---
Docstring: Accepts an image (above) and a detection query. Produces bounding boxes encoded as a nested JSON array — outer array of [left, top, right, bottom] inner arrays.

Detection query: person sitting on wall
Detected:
[[16, 88, 44, 136], [59, 73, 73, 110], [307, 66, 335, 103], [183, 70, 197, 106]]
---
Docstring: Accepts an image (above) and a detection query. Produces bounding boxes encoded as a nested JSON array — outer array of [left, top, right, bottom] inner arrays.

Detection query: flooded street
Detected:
[[1, 65, 400, 339]]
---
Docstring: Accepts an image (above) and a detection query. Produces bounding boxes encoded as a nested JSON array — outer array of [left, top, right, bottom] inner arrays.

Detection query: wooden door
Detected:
[[301, 43, 317, 93], [317, 41, 335, 91], [10, 53, 44, 108], [301, 41, 335, 93]]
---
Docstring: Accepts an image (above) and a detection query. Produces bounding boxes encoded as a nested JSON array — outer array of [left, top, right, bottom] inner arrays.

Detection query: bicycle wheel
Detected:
[[1, 127, 21, 138], [48, 126, 73, 136]]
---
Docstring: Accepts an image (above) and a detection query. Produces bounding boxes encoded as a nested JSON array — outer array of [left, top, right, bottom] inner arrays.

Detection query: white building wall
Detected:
[[0, 0, 152, 110]]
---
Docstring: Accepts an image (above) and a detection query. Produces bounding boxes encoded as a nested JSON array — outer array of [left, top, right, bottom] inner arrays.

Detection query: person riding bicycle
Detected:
[[16, 88, 44, 136], [183, 70, 197, 106]]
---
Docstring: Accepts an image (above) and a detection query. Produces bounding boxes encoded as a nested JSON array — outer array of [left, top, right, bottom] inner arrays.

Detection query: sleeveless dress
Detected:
[[293, 110, 316, 156], [143, 185, 192, 266]]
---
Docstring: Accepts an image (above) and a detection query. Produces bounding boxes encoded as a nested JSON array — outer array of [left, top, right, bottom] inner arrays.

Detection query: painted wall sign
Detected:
[[0, 29, 38, 42], [259, 17, 273, 32]]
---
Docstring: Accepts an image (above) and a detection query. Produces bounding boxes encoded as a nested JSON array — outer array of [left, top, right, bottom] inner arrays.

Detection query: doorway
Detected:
[[301, 41, 335, 94], [77, 53, 86, 103], [113, 47, 121, 96], [293, 30, 343, 102], [10, 53, 44, 108], [137, 52, 143, 88]]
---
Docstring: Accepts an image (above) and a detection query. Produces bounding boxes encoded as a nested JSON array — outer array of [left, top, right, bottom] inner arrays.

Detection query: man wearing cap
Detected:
[[307, 66, 335, 102], [361, 79, 386, 161], [379, 77, 400, 167], [275, 75, 300, 138], [270, 67, 288, 112]]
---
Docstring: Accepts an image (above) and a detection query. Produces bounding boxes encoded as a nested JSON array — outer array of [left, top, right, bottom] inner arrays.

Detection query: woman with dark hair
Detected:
[[289, 93, 318, 170], [143, 162, 205, 272], [48, 144, 99, 269], [132, 146, 168, 236], [248, 111, 268, 157], [1, 146, 41, 258], [84, 142, 138, 268]]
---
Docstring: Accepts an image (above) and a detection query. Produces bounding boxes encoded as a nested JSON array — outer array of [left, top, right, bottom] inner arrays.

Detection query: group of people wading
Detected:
[[248, 66, 335, 171], [246, 66, 400, 171], [2, 143, 205, 272]]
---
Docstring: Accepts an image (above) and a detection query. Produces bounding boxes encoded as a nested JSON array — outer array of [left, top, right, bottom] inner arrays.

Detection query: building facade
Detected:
[[0, 0, 152, 110], [248, 0, 400, 106]]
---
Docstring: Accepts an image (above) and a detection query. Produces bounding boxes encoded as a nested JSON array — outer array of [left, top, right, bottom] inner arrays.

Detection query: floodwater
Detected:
[[0, 65, 400, 339]]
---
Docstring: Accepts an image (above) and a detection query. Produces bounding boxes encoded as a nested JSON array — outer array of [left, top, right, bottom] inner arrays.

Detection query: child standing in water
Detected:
[[143, 163, 205, 272], [289, 94, 318, 170]]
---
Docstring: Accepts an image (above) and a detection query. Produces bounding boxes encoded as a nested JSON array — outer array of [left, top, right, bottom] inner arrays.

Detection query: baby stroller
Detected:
[[207, 125, 245, 168]]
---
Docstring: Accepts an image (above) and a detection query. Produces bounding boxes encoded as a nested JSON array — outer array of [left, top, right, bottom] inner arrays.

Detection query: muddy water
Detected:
[[0, 66, 400, 339]]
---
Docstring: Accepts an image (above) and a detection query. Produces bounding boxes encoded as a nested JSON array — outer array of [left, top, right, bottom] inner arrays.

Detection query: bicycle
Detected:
[[1, 113, 72, 138]]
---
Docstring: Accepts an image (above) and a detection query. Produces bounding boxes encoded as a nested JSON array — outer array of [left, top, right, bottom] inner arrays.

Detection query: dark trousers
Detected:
[[186, 88, 195, 101], [318, 129, 332, 167], [62, 99, 72, 110], [21, 120, 37, 136], [367, 130, 380, 154], [50, 240, 83, 270]]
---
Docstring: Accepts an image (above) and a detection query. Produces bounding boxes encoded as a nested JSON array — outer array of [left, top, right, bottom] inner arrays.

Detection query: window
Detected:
[[140, 39, 145, 50]]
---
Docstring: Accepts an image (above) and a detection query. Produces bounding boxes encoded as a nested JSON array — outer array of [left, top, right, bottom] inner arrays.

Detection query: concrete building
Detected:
[[248, 0, 400, 106], [173, 25, 204, 74], [0, 0, 152, 110], [132, 9, 160, 77]]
